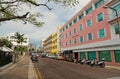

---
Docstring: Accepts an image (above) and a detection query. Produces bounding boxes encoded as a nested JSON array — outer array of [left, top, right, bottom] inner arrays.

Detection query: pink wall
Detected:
[[61, 1, 111, 49]]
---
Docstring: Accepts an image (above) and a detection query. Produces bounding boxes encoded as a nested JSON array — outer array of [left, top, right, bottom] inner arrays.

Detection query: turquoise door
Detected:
[[114, 50, 120, 63], [80, 52, 86, 59], [88, 51, 96, 60], [98, 51, 111, 62]]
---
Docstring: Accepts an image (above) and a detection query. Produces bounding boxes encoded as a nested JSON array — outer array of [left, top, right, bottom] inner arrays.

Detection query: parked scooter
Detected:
[[90, 58, 105, 67], [80, 59, 86, 64], [90, 59, 95, 67], [96, 59, 105, 68], [86, 60, 91, 65]]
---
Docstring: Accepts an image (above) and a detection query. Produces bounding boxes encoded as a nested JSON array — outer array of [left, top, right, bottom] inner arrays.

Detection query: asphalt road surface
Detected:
[[34, 57, 120, 79]]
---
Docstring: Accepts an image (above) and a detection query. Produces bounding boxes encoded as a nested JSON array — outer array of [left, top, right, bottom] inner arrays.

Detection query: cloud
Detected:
[[0, 0, 90, 47]]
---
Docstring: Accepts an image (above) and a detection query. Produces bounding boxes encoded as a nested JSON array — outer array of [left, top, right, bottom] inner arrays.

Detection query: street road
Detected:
[[34, 57, 120, 79]]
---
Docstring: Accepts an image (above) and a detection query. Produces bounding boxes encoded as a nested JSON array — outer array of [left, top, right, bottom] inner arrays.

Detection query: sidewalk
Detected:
[[105, 65, 120, 70], [0, 55, 35, 79]]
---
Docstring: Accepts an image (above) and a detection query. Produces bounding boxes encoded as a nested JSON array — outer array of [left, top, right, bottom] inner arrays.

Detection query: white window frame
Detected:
[[97, 28, 106, 38], [87, 32, 93, 40], [96, 12, 104, 22]]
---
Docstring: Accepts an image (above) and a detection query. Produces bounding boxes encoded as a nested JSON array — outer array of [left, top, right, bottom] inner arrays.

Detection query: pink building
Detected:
[[60, 0, 120, 66]]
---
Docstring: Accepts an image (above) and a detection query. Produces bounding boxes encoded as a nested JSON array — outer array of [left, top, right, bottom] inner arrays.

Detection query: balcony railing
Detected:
[[104, 0, 113, 5]]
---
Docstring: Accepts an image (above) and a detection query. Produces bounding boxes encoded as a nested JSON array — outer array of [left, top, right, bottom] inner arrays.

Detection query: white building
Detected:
[[7, 33, 29, 47]]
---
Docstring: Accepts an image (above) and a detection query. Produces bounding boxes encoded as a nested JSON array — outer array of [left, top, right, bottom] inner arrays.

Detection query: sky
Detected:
[[0, 0, 90, 47]]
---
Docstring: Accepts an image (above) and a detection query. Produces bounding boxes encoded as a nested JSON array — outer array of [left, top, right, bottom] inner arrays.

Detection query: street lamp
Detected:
[[103, 6, 120, 38]]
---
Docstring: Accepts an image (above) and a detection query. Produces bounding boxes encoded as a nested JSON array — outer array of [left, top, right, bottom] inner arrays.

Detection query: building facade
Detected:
[[60, 0, 120, 66], [43, 35, 52, 54], [51, 32, 59, 54]]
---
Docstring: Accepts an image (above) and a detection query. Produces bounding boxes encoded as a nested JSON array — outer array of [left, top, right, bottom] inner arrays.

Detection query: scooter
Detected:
[[90, 59, 105, 68], [96, 60, 105, 68], [86, 60, 91, 65], [90, 59, 95, 67], [80, 59, 86, 64]]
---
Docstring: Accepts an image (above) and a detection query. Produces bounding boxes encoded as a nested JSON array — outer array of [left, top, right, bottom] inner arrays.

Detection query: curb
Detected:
[[0, 62, 14, 72], [105, 65, 120, 70]]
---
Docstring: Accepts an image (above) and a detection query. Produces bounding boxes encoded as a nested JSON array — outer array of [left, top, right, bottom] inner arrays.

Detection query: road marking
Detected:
[[28, 60, 37, 79], [34, 66, 42, 79]]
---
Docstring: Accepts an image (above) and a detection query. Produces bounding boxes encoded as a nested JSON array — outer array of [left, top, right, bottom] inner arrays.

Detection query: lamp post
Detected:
[[103, 6, 120, 38]]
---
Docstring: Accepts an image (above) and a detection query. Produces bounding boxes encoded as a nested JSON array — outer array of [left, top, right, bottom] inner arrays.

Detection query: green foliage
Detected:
[[0, 38, 13, 48], [15, 32, 24, 45], [0, 0, 79, 27]]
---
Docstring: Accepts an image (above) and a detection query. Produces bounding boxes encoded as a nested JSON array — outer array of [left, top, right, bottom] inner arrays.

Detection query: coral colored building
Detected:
[[60, 0, 120, 66]]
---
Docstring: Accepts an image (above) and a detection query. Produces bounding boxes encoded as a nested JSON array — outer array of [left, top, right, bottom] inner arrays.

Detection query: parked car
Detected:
[[31, 52, 39, 62], [41, 53, 46, 58]]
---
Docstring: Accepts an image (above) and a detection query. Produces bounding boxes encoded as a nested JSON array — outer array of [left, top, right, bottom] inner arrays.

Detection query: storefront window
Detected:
[[98, 51, 111, 62], [114, 50, 120, 63]]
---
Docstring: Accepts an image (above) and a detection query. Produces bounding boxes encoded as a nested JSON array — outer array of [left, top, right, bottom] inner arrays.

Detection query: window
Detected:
[[98, 51, 111, 62], [74, 38, 77, 44], [79, 14, 84, 20], [66, 42, 68, 46], [74, 28, 76, 34], [79, 25, 83, 31], [87, 19, 92, 27], [69, 22, 72, 27], [69, 31, 72, 36], [95, 0, 104, 8], [66, 33, 68, 38], [86, 7, 92, 15], [88, 33, 93, 40], [114, 50, 120, 62], [114, 24, 119, 34], [80, 36, 84, 43], [63, 28, 65, 32], [66, 25, 68, 29], [99, 29, 105, 38], [80, 52, 86, 59], [62, 35, 64, 39], [70, 40, 72, 45], [97, 13, 103, 22], [73, 18, 77, 24], [113, 3, 120, 16]]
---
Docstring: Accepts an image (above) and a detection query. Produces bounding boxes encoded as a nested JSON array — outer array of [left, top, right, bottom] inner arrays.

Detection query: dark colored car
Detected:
[[31, 53, 39, 62]]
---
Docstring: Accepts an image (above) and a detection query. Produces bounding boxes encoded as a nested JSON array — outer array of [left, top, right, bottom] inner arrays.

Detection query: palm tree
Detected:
[[15, 32, 25, 55], [15, 32, 24, 46]]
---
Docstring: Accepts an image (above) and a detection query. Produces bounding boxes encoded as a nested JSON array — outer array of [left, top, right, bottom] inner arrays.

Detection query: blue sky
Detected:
[[0, 0, 90, 47]]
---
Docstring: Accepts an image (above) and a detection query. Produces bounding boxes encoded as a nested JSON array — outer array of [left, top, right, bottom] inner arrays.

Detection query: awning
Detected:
[[0, 46, 13, 52]]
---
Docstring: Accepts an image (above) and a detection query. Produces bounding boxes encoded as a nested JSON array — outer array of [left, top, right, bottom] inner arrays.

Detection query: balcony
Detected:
[[104, 0, 112, 5]]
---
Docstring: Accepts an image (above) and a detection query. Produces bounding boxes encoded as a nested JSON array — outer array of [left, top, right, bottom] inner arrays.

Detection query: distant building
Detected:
[[51, 32, 59, 54], [29, 43, 36, 51], [43, 26, 62, 55], [39, 39, 45, 53], [43, 35, 52, 54], [7, 33, 29, 47]]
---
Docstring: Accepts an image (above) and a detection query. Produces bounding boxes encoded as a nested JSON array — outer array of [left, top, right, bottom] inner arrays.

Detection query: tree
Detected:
[[0, 38, 13, 48], [0, 0, 79, 27], [15, 32, 24, 55], [15, 32, 24, 46]]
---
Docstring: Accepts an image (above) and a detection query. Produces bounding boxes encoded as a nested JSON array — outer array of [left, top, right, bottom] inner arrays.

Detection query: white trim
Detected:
[[73, 45, 120, 52], [61, 39, 120, 51]]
